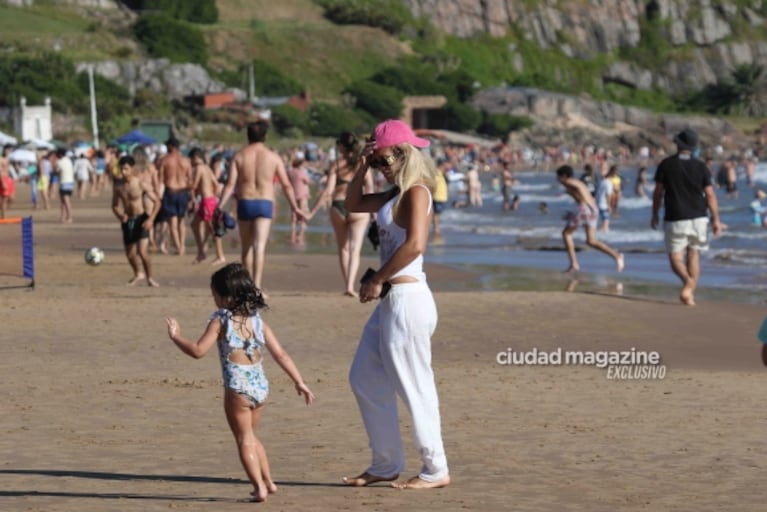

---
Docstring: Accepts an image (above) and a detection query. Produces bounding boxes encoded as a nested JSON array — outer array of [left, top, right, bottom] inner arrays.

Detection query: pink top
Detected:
[[289, 167, 310, 200]]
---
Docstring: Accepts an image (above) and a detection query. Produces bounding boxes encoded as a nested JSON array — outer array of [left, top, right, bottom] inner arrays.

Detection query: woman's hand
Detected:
[[295, 382, 315, 405], [359, 140, 376, 170], [359, 279, 383, 303]]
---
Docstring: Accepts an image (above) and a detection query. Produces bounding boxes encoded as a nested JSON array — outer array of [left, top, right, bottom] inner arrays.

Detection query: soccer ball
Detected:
[[85, 247, 105, 266]]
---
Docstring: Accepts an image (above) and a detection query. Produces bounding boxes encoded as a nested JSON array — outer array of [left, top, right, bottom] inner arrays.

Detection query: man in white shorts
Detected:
[[651, 128, 722, 306]]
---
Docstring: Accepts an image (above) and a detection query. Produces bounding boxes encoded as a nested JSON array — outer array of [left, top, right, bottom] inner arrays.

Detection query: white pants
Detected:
[[349, 281, 449, 482]]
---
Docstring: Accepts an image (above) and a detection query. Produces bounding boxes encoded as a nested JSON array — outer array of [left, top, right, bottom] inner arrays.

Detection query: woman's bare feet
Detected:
[[210, 257, 226, 266], [147, 278, 160, 287], [127, 274, 145, 286], [392, 475, 451, 490], [616, 253, 625, 272], [342, 472, 399, 487], [344, 290, 359, 298], [264, 480, 278, 494]]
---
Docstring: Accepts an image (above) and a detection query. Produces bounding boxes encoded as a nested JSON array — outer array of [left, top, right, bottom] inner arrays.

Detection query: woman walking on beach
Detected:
[[342, 119, 450, 490], [308, 132, 374, 297], [166, 263, 314, 502]]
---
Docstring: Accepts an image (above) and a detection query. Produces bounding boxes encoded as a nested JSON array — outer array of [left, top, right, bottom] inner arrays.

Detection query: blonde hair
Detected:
[[131, 146, 149, 173], [391, 143, 437, 212]]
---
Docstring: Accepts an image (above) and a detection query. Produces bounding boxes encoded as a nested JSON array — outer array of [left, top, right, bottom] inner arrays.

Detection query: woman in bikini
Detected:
[[308, 132, 374, 297]]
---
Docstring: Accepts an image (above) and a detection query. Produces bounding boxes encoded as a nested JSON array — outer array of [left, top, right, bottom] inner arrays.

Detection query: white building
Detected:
[[13, 97, 52, 142]]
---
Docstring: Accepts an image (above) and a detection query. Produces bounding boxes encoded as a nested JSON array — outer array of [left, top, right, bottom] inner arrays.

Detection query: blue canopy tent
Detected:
[[113, 129, 156, 145]]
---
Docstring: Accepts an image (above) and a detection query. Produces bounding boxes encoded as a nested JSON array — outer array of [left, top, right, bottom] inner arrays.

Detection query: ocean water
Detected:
[[276, 162, 767, 304], [422, 162, 767, 303]]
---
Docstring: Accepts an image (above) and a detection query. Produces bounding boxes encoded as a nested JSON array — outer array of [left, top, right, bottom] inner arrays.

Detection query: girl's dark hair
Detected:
[[211, 263, 267, 315]]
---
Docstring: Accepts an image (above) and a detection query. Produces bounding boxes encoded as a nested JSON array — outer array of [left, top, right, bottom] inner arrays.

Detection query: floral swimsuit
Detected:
[[211, 309, 269, 406]]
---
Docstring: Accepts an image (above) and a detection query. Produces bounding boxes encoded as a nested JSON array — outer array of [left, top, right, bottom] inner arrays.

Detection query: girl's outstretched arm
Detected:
[[262, 321, 314, 405], [166, 317, 220, 359]]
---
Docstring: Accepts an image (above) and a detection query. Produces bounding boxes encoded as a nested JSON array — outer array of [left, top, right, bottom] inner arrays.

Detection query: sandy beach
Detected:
[[2, 190, 767, 511]]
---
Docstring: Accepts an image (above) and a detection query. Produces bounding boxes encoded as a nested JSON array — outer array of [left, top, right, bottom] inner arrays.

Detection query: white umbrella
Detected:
[[0, 130, 17, 146], [22, 138, 55, 150], [8, 148, 38, 163]]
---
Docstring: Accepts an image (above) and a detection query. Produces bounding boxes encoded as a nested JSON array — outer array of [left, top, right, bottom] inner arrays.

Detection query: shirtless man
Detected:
[[189, 148, 225, 265], [556, 165, 624, 274], [218, 120, 305, 289], [158, 138, 192, 255], [112, 155, 161, 287], [132, 146, 162, 252]]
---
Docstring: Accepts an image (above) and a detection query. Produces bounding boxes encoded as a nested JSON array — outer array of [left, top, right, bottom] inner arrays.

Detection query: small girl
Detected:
[[166, 263, 314, 502]]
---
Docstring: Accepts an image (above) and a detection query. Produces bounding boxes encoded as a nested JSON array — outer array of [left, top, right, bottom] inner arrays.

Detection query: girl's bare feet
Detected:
[[210, 257, 226, 266], [147, 278, 160, 287], [392, 475, 451, 489], [249, 487, 268, 502], [344, 290, 359, 298], [342, 472, 399, 487], [563, 265, 579, 275], [616, 253, 625, 272], [264, 480, 278, 494]]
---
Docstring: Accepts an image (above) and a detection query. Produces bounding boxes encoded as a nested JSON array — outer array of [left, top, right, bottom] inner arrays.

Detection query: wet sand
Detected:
[[2, 190, 767, 511]]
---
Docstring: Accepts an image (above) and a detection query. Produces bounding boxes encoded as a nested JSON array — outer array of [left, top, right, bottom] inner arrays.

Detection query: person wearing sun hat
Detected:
[[342, 119, 450, 490], [651, 128, 722, 305]]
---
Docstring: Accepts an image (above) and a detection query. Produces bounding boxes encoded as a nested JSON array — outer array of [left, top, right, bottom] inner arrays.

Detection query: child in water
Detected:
[[166, 263, 314, 502]]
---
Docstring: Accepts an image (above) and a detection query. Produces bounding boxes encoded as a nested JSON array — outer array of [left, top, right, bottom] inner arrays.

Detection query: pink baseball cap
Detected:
[[373, 119, 430, 149]]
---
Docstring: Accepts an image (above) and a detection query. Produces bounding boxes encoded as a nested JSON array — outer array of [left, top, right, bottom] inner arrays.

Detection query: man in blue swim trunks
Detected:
[[218, 120, 307, 290], [158, 137, 193, 256]]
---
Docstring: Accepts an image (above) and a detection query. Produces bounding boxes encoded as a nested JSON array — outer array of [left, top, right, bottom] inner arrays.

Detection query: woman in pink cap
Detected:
[[342, 119, 450, 490]]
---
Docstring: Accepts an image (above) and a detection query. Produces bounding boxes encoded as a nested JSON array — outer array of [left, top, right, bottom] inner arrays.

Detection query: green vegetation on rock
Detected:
[[133, 14, 208, 64]]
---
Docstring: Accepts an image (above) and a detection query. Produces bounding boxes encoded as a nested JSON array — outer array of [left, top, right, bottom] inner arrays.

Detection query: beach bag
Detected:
[[367, 220, 380, 250], [213, 209, 236, 238]]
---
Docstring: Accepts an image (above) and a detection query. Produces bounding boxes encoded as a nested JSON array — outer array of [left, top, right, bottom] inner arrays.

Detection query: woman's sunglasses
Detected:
[[369, 151, 401, 170]]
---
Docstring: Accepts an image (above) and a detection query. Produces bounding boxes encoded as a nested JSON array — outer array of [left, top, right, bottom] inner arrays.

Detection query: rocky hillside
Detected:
[[471, 86, 743, 152], [2, 0, 765, 150], [404, 0, 767, 95]]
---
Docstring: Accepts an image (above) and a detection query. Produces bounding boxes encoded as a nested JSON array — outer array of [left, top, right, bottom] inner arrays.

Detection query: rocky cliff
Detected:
[[471, 87, 742, 151], [74, 59, 244, 102], [403, 0, 767, 95]]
